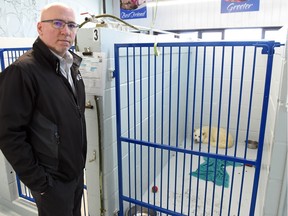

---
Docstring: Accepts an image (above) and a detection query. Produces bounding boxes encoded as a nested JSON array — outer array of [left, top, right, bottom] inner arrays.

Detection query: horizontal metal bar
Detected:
[[119, 137, 256, 165]]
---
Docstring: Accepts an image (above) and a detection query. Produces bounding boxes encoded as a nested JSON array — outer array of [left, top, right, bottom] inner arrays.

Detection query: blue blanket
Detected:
[[191, 157, 243, 188]]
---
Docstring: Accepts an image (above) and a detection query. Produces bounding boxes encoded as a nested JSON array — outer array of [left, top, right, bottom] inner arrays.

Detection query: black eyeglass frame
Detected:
[[41, 19, 80, 30]]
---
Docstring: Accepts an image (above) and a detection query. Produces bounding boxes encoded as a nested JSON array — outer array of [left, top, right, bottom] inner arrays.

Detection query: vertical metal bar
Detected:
[[220, 45, 234, 215], [218, 46, 227, 215], [203, 46, 215, 215], [187, 47, 194, 216], [153, 51, 157, 206], [207, 46, 216, 154], [115, 45, 124, 215], [205, 46, 216, 216], [191, 46, 198, 215], [216, 46, 225, 153], [6, 50, 9, 65], [237, 46, 257, 215], [237, 46, 247, 216], [195, 45, 202, 215], [147, 46, 151, 207], [224, 46, 234, 156], [193, 44, 207, 215], [126, 47, 132, 212], [191, 46, 199, 151], [173, 46, 182, 212], [0, 49, 5, 72], [211, 46, 225, 215], [160, 46, 165, 209], [176, 46, 181, 152], [132, 47, 137, 201], [199, 46, 206, 151], [12, 50, 16, 63], [183, 46, 191, 149], [227, 46, 237, 215], [233, 46, 246, 159], [16, 177, 23, 198], [200, 46, 208, 215], [176, 47, 182, 150], [182, 46, 191, 215], [12, 50, 17, 63], [166, 46, 173, 212], [139, 47, 143, 204]]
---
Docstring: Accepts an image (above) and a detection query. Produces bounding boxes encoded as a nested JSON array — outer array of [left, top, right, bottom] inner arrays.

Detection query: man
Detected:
[[0, 3, 87, 216]]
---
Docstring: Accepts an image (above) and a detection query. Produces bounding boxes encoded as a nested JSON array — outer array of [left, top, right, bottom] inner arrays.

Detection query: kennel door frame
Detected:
[[114, 41, 282, 216]]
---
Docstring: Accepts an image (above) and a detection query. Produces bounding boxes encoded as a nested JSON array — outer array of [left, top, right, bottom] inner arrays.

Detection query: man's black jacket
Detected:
[[0, 38, 87, 193]]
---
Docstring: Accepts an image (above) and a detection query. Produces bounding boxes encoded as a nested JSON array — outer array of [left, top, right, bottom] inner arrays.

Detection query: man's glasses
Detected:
[[41, 19, 79, 31]]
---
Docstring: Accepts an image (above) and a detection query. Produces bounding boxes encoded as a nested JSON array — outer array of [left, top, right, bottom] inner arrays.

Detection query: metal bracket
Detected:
[[278, 99, 288, 111], [85, 100, 94, 109], [89, 150, 97, 162]]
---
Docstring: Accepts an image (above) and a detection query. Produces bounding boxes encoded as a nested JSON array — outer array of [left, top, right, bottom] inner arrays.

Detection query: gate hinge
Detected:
[[257, 42, 284, 56]]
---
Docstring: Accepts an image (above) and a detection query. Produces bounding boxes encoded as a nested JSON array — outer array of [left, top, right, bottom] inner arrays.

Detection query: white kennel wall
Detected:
[[262, 27, 288, 216]]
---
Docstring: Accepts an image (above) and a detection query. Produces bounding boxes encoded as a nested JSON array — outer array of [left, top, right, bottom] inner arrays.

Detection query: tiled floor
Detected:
[[0, 205, 21, 216], [142, 139, 258, 215]]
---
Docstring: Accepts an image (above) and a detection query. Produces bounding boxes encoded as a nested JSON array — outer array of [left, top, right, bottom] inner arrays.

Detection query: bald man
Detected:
[[0, 3, 87, 216]]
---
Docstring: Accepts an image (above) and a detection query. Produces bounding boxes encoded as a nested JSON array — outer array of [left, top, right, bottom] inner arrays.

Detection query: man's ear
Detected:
[[37, 22, 43, 36]]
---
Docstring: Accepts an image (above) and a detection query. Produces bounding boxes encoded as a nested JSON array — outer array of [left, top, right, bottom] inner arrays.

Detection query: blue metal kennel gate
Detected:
[[114, 41, 282, 216]]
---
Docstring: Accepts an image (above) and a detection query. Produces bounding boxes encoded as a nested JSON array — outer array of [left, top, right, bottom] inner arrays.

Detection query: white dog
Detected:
[[193, 126, 233, 148]]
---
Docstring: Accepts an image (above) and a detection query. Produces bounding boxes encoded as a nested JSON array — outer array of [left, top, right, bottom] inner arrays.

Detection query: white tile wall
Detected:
[[263, 29, 287, 215]]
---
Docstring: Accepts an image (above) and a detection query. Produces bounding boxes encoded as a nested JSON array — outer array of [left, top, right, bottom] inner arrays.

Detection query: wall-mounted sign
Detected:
[[221, 0, 260, 13], [120, 0, 147, 20]]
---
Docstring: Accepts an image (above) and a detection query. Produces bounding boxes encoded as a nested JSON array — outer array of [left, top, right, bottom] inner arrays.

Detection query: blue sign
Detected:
[[221, 0, 260, 13], [120, 0, 147, 20]]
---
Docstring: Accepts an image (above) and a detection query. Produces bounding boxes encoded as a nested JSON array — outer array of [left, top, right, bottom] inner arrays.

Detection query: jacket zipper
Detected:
[[56, 63, 86, 166]]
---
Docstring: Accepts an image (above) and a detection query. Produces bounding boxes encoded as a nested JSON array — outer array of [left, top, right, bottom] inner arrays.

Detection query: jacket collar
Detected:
[[33, 37, 82, 74]]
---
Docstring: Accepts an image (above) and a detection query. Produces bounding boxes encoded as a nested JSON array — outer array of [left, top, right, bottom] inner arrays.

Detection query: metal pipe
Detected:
[[102, 0, 106, 14], [94, 96, 105, 215]]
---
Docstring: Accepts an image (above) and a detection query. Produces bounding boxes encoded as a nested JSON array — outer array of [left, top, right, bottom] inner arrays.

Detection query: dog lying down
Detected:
[[193, 126, 233, 148]]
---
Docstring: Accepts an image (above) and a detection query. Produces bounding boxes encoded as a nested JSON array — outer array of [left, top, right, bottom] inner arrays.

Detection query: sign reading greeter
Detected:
[[120, 0, 147, 20], [221, 0, 260, 13]]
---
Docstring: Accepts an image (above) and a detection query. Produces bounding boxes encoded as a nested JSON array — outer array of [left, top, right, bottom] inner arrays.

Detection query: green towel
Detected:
[[191, 157, 243, 188]]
